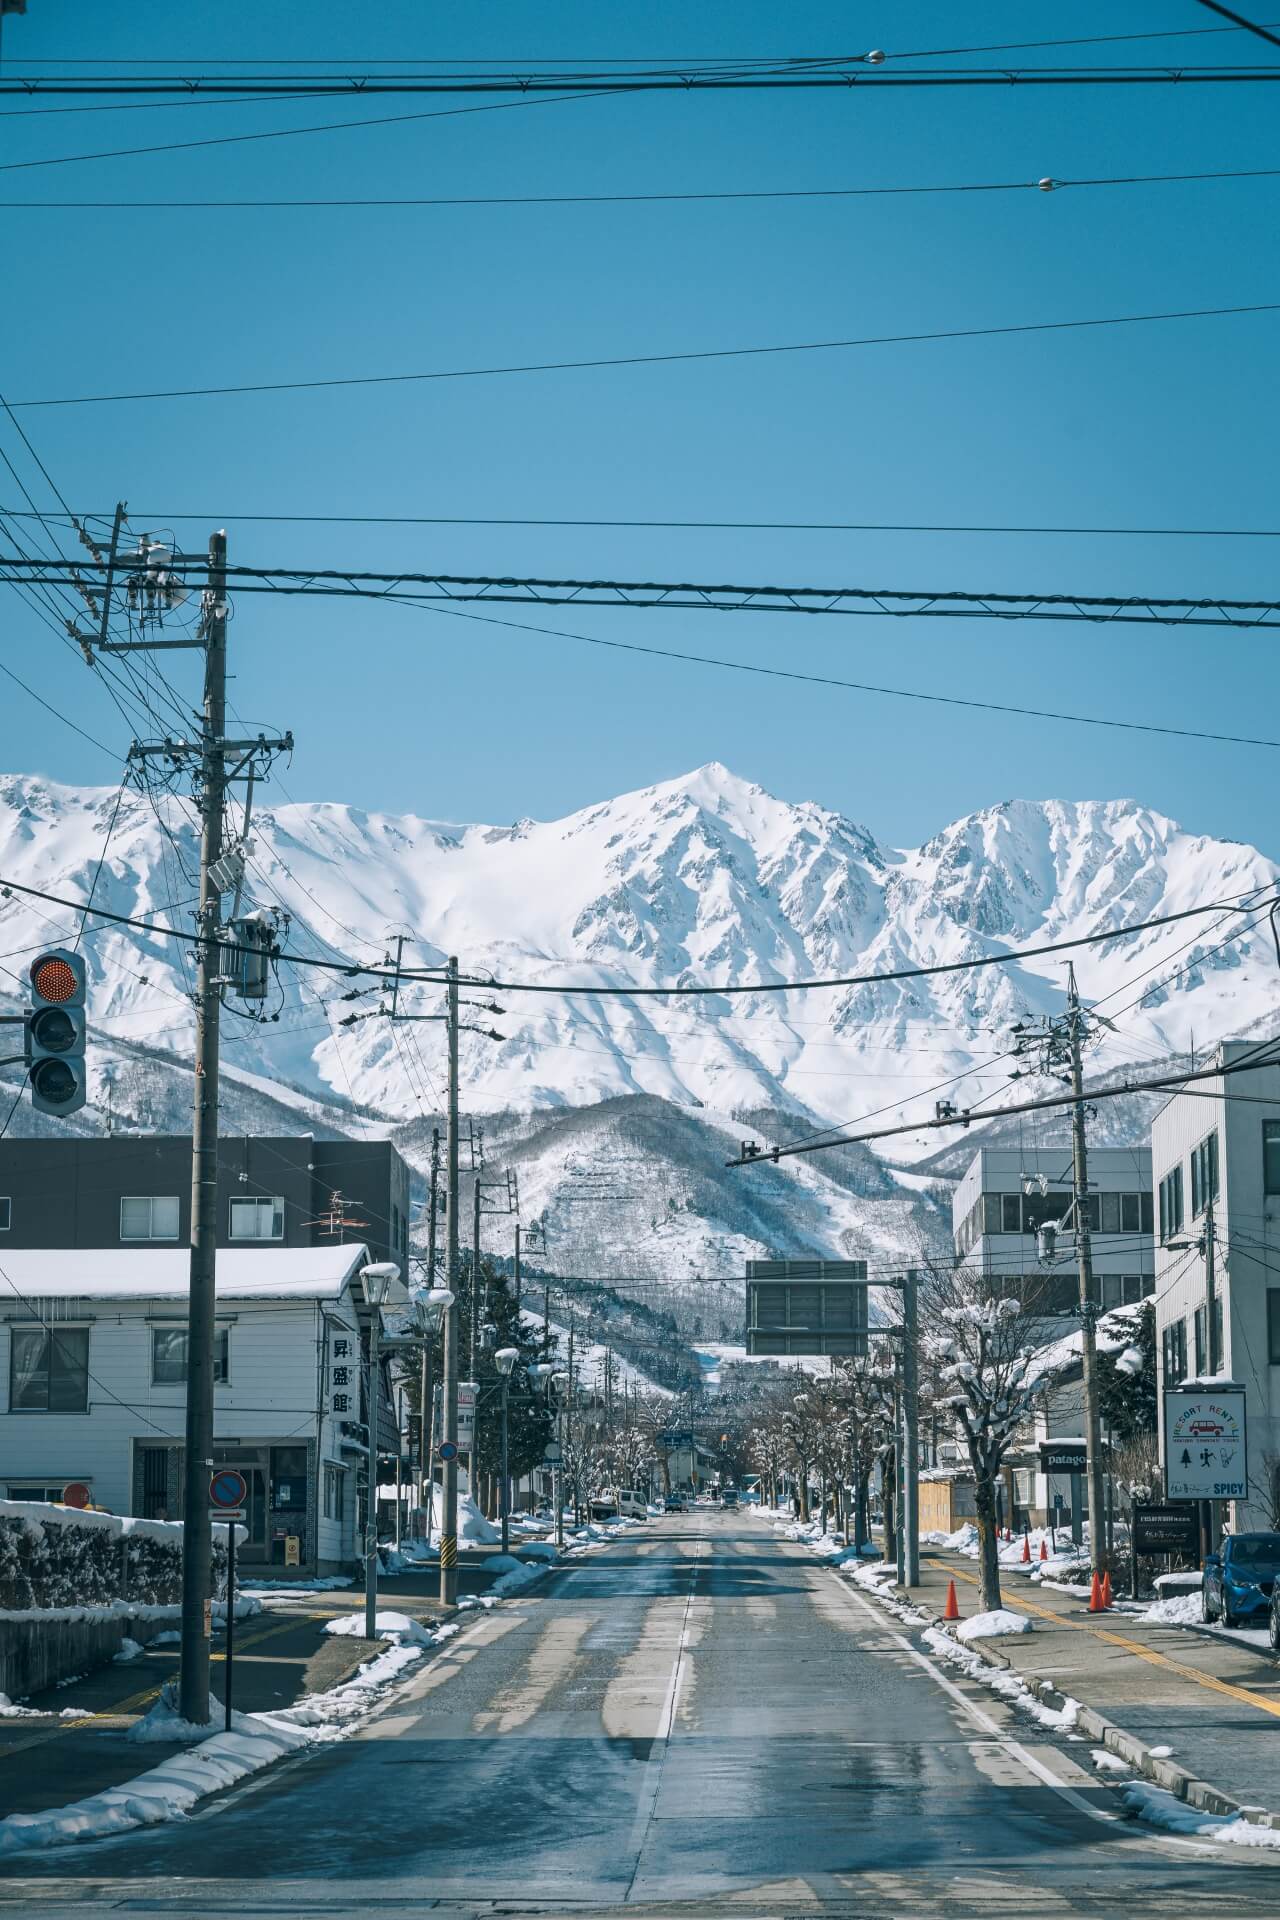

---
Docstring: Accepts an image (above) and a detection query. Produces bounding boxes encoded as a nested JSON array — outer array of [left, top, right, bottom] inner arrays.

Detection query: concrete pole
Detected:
[[439, 959, 460, 1607], [178, 530, 227, 1727], [902, 1270, 920, 1586], [364, 1303, 381, 1639], [1068, 963, 1108, 1578]]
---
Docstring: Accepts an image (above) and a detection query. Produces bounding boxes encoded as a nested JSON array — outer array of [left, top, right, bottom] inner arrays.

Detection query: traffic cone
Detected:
[[1039, 1538, 1049, 1562], [1101, 1571, 1113, 1610], [1021, 1534, 1031, 1564], [944, 1579, 960, 1622], [1089, 1572, 1105, 1612]]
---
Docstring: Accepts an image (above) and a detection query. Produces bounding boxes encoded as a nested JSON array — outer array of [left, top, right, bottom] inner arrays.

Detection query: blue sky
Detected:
[[1, 1, 1277, 853]]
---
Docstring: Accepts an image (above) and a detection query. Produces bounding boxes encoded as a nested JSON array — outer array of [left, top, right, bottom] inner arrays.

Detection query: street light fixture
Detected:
[[359, 1262, 401, 1640], [494, 1346, 521, 1553]]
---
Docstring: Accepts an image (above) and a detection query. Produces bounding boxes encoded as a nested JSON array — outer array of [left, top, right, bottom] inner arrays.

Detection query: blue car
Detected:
[[1202, 1532, 1280, 1628]]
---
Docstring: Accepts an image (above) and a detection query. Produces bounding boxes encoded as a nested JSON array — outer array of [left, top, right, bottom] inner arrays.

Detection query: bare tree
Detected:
[[922, 1263, 1071, 1611]]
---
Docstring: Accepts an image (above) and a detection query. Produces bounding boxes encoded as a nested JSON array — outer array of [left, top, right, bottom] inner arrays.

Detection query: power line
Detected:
[[10, 505, 1280, 539], [3, 66, 1279, 97], [0, 872, 1268, 1003], [729, 1044, 1280, 1165], [412, 598, 1280, 750], [6, 163, 1280, 211], [1194, 2, 1280, 49], [10, 301, 1280, 409]]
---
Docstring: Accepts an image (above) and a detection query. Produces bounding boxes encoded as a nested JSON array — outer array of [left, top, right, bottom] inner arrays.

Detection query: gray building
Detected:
[[952, 1145, 1155, 1316], [0, 1134, 411, 1272], [1152, 1042, 1280, 1531]]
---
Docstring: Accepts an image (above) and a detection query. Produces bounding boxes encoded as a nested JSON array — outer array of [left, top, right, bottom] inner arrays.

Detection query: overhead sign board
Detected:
[[746, 1260, 870, 1357], [1164, 1388, 1247, 1501], [1039, 1441, 1089, 1477], [1133, 1502, 1200, 1556]]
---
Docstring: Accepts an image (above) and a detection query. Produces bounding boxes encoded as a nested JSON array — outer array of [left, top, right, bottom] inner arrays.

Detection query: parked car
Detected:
[[664, 1494, 686, 1513], [721, 1488, 739, 1509], [1203, 1532, 1280, 1628]]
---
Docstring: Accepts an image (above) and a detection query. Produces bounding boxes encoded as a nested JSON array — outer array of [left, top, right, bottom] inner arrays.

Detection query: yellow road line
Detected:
[[930, 1557, 1280, 1721], [48, 1614, 314, 1727]]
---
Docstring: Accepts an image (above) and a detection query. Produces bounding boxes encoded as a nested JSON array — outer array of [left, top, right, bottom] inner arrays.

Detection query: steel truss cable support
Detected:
[[729, 1047, 1280, 1166], [1, 66, 1279, 95], [7, 558, 1280, 630]]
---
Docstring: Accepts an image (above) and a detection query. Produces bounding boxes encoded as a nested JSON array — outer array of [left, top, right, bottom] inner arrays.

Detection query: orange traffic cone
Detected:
[[1039, 1538, 1049, 1562], [1021, 1534, 1031, 1563], [1101, 1571, 1113, 1610], [1089, 1572, 1105, 1612], [944, 1579, 960, 1622]]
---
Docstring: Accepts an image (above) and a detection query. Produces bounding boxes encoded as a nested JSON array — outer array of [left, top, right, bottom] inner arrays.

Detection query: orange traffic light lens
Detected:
[[31, 956, 78, 1003]]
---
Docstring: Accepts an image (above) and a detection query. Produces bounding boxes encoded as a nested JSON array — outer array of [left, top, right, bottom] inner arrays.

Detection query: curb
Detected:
[[882, 1573, 1280, 1832]]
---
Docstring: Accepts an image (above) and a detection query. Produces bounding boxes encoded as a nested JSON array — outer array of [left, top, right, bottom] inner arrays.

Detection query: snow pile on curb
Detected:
[[1141, 1591, 1203, 1627], [956, 1609, 1033, 1643], [921, 1626, 1080, 1731], [1121, 1780, 1280, 1849], [0, 1608, 456, 1855], [324, 1610, 434, 1645]]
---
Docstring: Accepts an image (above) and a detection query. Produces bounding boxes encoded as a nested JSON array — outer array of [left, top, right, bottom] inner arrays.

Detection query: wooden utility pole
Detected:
[[418, 1125, 440, 1518], [439, 962, 460, 1606], [178, 531, 228, 1726]]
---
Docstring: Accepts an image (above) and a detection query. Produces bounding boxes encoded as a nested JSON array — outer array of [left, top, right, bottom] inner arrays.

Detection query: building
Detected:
[[1152, 1042, 1280, 1532], [0, 1243, 400, 1574], [0, 1134, 411, 1272], [952, 1145, 1155, 1317]]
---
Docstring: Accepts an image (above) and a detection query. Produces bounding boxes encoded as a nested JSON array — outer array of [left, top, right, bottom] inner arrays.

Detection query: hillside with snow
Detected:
[[0, 763, 1273, 1297]]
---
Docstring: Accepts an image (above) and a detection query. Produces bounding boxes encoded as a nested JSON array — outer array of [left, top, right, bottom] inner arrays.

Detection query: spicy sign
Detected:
[[1164, 1389, 1247, 1501]]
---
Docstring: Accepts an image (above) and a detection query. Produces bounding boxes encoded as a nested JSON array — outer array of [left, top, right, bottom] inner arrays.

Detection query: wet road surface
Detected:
[[2, 1511, 1277, 1917]]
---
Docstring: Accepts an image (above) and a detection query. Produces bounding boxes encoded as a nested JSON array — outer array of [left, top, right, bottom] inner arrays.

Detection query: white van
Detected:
[[617, 1489, 648, 1520]]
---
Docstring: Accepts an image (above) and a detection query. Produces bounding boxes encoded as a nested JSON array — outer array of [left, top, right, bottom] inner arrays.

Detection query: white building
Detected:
[[0, 1243, 397, 1574], [1152, 1042, 1280, 1531]]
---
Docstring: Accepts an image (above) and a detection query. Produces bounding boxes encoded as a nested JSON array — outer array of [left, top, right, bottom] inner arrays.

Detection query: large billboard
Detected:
[[746, 1259, 869, 1357]]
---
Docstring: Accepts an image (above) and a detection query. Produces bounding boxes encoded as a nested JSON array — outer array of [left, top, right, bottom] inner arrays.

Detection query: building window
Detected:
[[9, 1325, 89, 1412], [1193, 1304, 1207, 1376], [1099, 1192, 1120, 1234], [1161, 1317, 1188, 1385], [0, 1198, 9, 1232], [323, 1463, 346, 1522], [1159, 1166, 1184, 1243], [1190, 1131, 1219, 1218], [229, 1196, 285, 1242], [1264, 1121, 1280, 1197], [1268, 1290, 1280, 1364], [152, 1326, 229, 1385], [120, 1195, 180, 1242], [7, 1483, 80, 1504]]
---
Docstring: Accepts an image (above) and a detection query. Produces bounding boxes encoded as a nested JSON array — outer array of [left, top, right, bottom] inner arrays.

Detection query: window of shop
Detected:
[[152, 1325, 229, 1385], [8, 1325, 89, 1412]]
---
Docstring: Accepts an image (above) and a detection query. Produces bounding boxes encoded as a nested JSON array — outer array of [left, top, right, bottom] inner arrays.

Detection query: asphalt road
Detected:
[[3, 1511, 1278, 1918]]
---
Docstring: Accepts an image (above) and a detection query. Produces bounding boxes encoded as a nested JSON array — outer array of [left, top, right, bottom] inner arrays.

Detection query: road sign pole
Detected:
[[224, 1522, 235, 1733]]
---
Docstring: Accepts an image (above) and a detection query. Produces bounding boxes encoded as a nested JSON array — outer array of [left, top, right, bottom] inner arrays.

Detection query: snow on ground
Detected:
[[1121, 1780, 1280, 1850], [324, 1611, 435, 1645], [956, 1609, 1033, 1643]]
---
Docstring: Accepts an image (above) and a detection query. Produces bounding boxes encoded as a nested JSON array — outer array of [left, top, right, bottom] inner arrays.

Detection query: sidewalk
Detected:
[[904, 1544, 1280, 1822]]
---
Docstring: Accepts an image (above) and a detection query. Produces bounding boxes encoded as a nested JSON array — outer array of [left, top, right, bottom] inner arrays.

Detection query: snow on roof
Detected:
[[1028, 1302, 1146, 1386], [0, 1244, 371, 1302]]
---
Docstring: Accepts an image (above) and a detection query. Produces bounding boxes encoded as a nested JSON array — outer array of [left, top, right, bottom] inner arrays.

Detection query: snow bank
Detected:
[[1141, 1591, 1203, 1627], [956, 1609, 1033, 1643], [428, 1486, 499, 1546], [922, 1626, 1080, 1731], [324, 1610, 433, 1646], [1121, 1780, 1280, 1849]]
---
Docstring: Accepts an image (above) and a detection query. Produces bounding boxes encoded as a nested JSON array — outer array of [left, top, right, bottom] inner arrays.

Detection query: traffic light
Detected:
[[27, 948, 87, 1117]]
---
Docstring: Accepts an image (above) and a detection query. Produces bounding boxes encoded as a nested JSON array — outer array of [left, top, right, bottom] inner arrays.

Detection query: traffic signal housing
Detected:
[[27, 948, 87, 1117]]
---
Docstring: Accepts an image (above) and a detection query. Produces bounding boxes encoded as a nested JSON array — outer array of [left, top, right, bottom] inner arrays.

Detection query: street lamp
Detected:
[[494, 1347, 521, 1553], [360, 1262, 401, 1640]]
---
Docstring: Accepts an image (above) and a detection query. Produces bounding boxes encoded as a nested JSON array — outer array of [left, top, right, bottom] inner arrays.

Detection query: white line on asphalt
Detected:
[[832, 1575, 1219, 1857], [624, 1525, 705, 1868]]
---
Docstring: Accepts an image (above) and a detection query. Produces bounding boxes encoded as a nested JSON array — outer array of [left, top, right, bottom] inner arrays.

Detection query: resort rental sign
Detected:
[[1164, 1387, 1248, 1501]]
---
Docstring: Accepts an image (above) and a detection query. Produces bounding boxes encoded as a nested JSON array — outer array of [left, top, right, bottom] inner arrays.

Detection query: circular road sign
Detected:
[[543, 1442, 563, 1464], [210, 1468, 248, 1511], [438, 1441, 459, 1462], [61, 1482, 92, 1509]]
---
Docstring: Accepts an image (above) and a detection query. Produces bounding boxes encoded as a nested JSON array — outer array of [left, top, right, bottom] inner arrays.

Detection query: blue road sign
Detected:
[[438, 1441, 459, 1462], [210, 1468, 248, 1511]]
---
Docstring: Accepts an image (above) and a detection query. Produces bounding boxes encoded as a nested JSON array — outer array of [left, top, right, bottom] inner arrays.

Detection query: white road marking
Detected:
[[830, 1573, 1219, 1857], [625, 1525, 705, 1865]]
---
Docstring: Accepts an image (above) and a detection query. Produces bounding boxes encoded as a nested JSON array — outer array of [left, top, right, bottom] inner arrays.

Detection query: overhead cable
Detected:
[[11, 301, 1278, 409]]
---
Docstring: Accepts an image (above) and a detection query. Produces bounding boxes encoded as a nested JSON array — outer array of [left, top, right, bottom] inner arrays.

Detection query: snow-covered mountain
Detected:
[[0, 764, 1273, 1154]]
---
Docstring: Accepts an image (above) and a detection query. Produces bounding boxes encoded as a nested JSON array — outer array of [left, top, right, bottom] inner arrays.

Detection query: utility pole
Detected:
[[178, 531, 228, 1726], [1205, 1189, 1219, 1375], [419, 1126, 440, 1517], [1067, 964, 1108, 1579], [471, 1174, 482, 1377], [439, 961, 460, 1607], [902, 1269, 920, 1586]]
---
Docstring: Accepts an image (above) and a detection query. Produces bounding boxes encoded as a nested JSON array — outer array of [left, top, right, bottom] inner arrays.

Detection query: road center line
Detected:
[[624, 1526, 705, 1871]]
